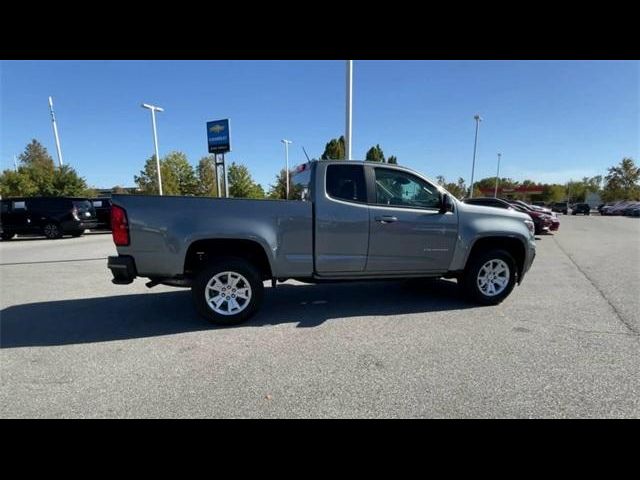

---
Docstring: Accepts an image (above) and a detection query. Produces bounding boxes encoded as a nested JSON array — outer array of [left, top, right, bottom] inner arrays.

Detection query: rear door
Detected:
[[365, 166, 458, 273], [314, 163, 370, 273]]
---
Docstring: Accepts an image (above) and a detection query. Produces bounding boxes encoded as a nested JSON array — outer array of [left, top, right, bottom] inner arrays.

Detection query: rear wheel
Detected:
[[43, 222, 62, 239], [1, 232, 15, 241], [192, 257, 264, 326], [461, 249, 517, 305]]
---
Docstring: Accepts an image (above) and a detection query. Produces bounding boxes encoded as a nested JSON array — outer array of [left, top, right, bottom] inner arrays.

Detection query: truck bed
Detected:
[[112, 195, 313, 278]]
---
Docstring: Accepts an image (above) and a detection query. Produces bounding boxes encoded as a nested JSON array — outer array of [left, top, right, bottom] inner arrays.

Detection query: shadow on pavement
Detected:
[[0, 279, 471, 349]]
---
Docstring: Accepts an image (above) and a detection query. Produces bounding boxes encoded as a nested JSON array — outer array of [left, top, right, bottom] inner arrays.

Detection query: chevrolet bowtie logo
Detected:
[[209, 124, 225, 133]]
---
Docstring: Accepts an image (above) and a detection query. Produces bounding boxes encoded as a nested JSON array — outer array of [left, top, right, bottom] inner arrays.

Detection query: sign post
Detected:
[[207, 119, 231, 198]]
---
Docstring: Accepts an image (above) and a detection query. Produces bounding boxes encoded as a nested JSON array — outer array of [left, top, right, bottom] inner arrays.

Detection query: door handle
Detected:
[[375, 215, 398, 223]]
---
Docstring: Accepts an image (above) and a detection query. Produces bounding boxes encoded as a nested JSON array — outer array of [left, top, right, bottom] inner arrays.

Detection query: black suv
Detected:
[[0, 197, 97, 240], [550, 202, 569, 214], [91, 197, 113, 230], [572, 203, 591, 215]]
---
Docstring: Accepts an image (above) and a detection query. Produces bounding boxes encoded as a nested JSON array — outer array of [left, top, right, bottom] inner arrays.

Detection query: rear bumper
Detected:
[[108, 255, 137, 284]]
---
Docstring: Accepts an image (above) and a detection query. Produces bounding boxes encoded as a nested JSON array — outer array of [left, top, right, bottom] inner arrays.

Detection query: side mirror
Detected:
[[440, 193, 454, 214]]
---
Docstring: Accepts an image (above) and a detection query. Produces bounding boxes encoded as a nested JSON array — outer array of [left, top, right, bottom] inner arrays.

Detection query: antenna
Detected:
[[302, 146, 311, 162]]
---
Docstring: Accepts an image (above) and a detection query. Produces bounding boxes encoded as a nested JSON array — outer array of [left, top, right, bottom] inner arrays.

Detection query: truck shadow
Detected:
[[1, 279, 472, 348]]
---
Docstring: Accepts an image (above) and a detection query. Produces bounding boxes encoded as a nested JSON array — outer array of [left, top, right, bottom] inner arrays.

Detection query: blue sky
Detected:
[[1, 60, 638, 190]]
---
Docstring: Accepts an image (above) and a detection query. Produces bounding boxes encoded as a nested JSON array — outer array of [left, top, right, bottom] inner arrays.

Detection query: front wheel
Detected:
[[461, 249, 517, 305], [191, 257, 264, 326]]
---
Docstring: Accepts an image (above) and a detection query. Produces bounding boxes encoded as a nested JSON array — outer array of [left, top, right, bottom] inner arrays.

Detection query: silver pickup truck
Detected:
[[108, 160, 536, 325]]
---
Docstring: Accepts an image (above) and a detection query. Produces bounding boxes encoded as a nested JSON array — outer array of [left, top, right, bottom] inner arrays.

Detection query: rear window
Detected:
[[72, 200, 92, 211], [326, 165, 367, 203], [92, 200, 103, 208], [290, 165, 311, 201], [12, 201, 27, 210]]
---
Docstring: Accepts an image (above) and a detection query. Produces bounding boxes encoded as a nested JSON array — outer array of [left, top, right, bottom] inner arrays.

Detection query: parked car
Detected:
[[0, 197, 97, 240], [498, 199, 555, 234], [91, 197, 113, 229], [550, 202, 569, 214], [601, 201, 631, 215], [108, 161, 537, 325], [621, 202, 640, 216], [531, 201, 546, 207], [572, 203, 591, 215]]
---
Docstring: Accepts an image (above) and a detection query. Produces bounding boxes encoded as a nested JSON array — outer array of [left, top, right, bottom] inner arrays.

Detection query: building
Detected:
[[478, 185, 545, 202]]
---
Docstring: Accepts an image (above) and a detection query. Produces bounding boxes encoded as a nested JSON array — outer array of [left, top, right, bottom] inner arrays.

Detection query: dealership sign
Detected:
[[206, 119, 231, 154]]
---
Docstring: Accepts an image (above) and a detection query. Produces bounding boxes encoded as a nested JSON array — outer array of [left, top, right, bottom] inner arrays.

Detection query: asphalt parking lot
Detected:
[[1, 216, 639, 418]]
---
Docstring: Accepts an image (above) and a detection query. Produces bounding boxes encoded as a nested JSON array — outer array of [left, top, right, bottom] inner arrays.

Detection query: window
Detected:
[[92, 200, 103, 208], [326, 165, 366, 203], [290, 165, 311, 201], [374, 168, 440, 209], [12, 201, 27, 211], [1, 202, 9, 213]]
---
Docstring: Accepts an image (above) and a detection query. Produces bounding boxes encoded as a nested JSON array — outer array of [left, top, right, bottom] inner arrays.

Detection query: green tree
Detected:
[[135, 152, 198, 196], [365, 144, 385, 162], [227, 162, 264, 199], [0, 169, 37, 197], [268, 169, 291, 199], [50, 165, 91, 196], [387, 155, 398, 165], [0, 139, 89, 197], [602, 158, 640, 201], [18, 139, 56, 195], [321, 136, 345, 160], [196, 155, 218, 197]]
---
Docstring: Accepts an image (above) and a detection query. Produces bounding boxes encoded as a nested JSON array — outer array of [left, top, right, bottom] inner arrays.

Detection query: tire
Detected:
[[70, 230, 85, 237], [461, 249, 517, 305], [191, 257, 264, 326], [43, 222, 62, 239], [1, 232, 15, 241]]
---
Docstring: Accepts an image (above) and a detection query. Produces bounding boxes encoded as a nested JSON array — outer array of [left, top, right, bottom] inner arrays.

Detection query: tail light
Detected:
[[111, 205, 130, 246]]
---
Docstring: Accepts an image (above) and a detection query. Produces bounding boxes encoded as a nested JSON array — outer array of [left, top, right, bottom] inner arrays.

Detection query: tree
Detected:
[[0, 169, 37, 197], [321, 136, 345, 160], [227, 162, 264, 199], [196, 156, 218, 197], [268, 169, 291, 199], [602, 157, 640, 201], [50, 165, 92, 196], [365, 144, 385, 163], [0, 139, 90, 197], [387, 155, 398, 165], [135, 151, 198, 196]]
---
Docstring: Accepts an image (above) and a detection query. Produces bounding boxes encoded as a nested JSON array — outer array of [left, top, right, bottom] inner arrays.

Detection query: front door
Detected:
[[365, 166, 458, 273]]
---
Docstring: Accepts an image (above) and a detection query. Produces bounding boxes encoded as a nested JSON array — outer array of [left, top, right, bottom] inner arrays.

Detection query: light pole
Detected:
[[48, 96, 64, 167], [494, 153, 501, 198], [141, 103, 164, 195], [281, 139, 293, 199], [469, 114, 482, 198], [345, 60, 353, 160]]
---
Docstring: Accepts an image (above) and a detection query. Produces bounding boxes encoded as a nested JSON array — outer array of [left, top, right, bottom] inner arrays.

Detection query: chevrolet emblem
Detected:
[[209, 124, 225, 133]]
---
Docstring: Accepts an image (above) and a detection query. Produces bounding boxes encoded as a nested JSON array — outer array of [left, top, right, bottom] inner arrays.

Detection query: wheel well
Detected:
[[184, 239, 273, 280], [467, 236, 526, 282]]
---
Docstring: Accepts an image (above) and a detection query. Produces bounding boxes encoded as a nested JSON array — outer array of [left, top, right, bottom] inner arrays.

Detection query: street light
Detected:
[[48, 96, 64, 167], [281, 139, 293, 199], [141, 103, 164, 195], [469, 114, 482, 198], [494, 153, 502, 198], [345, 60, 353, 161]]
